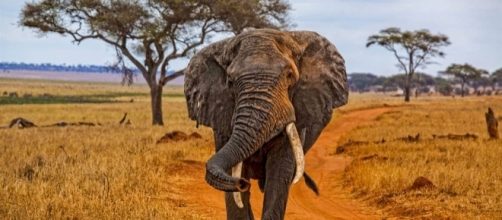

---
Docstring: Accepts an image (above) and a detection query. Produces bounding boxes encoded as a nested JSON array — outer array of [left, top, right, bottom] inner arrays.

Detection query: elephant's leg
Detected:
[[214, 130, 255, 220], [261, 137, 295, 220], [225, 189, 254, 220]]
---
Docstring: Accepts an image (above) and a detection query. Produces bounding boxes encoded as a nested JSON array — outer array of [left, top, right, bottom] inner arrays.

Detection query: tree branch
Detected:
[[98, 35, 149, 85], [387, 44, 408, 74], [159, 18, 217, 85], [160, 69, 185, 86]]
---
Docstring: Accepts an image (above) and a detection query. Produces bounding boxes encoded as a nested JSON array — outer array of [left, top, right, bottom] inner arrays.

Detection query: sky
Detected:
[[0, 0, 501, 76]]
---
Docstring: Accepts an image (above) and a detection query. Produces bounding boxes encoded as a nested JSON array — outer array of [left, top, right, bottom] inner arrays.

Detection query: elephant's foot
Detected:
[[225, 190, 254, 220]]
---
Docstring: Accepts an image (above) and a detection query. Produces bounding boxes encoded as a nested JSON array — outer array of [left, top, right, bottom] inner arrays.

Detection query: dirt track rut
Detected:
[[182, 107, 392, 219]]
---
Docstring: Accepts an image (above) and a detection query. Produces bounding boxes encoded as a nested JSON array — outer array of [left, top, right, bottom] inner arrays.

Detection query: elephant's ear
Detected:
[[184, 39, 235, 134], [289, 31, 348, 111], [288, 31, 348, 152]]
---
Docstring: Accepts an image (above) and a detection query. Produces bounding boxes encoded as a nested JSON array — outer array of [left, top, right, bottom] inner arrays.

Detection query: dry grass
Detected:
[[2, 78, 502, 219], [339, 96, 502, 219], [0, 77, 183, 97], [0, 79, 213, 219]]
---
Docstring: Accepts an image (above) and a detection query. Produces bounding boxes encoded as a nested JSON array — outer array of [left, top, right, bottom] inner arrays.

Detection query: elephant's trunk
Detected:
[[205, 73, 304, 195], [204, 133, 254, 192]]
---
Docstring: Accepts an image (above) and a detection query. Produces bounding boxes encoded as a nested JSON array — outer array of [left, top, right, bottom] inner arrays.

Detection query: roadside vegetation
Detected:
[[339, 96, 502, 219], [0, 79, 214, 219]]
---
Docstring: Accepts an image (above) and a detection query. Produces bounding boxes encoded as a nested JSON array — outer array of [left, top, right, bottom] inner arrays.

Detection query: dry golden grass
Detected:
[[0, 79, 213, 219], [339, 96, 502, 219], [2, 78, 502, 219], [0, 77, 183, 97]]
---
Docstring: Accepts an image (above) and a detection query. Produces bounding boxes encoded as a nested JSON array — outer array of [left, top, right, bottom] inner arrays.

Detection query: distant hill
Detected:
[[0, 62, 126, 73], [0, 62, 183, 85]]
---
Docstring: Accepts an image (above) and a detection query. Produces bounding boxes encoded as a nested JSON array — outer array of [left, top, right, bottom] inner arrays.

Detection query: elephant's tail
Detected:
[[304, 172, 319, 196]]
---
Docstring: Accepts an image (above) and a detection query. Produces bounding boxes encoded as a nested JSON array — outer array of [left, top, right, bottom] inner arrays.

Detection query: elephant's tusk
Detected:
[[301, 128, 306, 146], [286, 123, 305, 184], [231, 162, 244, 208]]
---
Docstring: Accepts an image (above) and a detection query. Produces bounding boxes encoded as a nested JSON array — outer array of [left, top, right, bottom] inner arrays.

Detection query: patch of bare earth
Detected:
[[178, 107, 394, 219]]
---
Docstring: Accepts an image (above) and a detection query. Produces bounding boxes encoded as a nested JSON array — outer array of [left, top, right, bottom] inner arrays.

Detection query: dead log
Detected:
[[46, 121, 96, 127], [51, 121, 69, 127], [8, 117, 36, 128], [75, 122, 96, 126], [485, 107, 499, 139], [397, 133, 420, 142], [432, 133, 478, 140]]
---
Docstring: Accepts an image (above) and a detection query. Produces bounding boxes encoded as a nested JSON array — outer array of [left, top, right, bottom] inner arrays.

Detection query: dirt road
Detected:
[[181, 107, 392, 219]]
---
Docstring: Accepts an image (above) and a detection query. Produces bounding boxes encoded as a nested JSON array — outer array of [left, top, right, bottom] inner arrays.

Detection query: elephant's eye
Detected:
[[286, 69, 298, 82], [285, 68, 299, 83], [286, 70, 294, 79]]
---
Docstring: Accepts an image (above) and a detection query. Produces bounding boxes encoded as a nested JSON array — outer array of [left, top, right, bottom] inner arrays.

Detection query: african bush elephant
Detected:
[[184, 29, 348, 220]]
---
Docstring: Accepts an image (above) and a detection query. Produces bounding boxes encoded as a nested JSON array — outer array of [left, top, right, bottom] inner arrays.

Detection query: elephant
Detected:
[[184, 29, 348, 220]]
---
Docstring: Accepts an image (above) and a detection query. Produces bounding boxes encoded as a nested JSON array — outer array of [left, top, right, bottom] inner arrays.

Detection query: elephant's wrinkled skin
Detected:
[[184, 29, 348, 220]]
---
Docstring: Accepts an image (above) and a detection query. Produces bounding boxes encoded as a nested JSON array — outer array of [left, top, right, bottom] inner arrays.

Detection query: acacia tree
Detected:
[[434, 77, 453, 96], [491, 68, 502, 92], [348, 73, 379, 92], [472, 75, 491, 94], [441, 63, 488, 97], [21, 0, 291, 125], [366, 27, 450, 102]]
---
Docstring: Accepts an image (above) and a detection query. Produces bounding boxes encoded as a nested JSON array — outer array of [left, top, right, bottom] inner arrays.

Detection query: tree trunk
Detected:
[[404, 86, 411, 102], [461, 81, 465, 97], [485, 107, 499, 139], [150, 85, 164, 126], [404, 74, 411, 102]]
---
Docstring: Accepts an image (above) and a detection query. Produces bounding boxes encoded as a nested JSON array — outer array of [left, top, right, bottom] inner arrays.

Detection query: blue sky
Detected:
[[1, 0, 501, 76]]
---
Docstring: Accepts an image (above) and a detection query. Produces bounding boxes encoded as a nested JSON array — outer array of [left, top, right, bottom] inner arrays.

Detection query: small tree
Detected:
[[378, 76, 397, 93], [434, 77, 453, 96], [20, 0, 291, 125], [385, 74, 408, 91], [348, 73, 379, 92], [440, 63, 489, 97], [366, 28, 450, 102], [472, 76, 491, 94], [413, 72, 435, 96], [491, 68, 502, 92]]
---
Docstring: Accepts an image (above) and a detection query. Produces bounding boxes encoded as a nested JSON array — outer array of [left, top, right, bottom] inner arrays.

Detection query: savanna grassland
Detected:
[[0, 78, 214, 219], [1, 77, 501, 219], [339, 96, 502, 219]]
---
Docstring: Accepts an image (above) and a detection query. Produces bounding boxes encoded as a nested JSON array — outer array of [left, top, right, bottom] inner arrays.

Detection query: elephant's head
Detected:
[[184, 29, 347, 201]]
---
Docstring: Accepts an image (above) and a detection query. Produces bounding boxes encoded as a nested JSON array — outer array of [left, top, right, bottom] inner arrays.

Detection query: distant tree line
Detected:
[[0, 62, 138, 74], [349, 67, 502, 96]]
